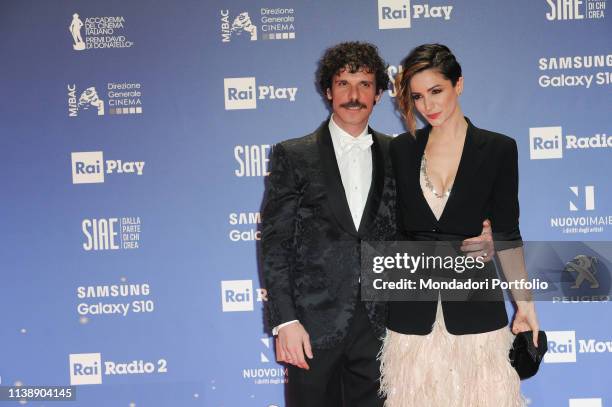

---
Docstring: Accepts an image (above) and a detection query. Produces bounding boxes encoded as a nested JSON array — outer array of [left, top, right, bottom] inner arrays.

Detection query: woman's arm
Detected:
[[497, 247, 540, 346], [491, 137, 540, 346]]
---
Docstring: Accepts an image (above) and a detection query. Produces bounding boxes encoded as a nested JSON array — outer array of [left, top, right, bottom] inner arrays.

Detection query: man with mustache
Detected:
[[261, 42, 492, 406]]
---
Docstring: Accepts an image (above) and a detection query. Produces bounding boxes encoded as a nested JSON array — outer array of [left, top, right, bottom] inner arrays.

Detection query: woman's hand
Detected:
[[512, 301, 540, 347]]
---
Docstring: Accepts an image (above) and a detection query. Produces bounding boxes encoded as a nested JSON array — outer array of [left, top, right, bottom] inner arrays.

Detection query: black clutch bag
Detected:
[[509, 330, 547, 380]]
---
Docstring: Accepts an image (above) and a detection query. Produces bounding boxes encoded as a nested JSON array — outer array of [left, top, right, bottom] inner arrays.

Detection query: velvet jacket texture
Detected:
[[262, 120, 397, 349]]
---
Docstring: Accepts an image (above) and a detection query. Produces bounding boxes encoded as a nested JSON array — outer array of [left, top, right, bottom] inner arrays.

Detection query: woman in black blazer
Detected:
[[379, 44, 540, 406]]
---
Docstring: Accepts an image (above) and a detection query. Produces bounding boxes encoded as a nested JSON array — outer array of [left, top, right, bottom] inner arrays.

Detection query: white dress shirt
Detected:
[[273, 115, 373, 335], [328, 114, 373, 230]]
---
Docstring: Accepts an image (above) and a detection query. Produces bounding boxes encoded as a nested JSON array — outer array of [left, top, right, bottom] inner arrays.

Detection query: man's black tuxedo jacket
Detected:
[[262, 120, 397, 349], [388, 117, 523, 335]]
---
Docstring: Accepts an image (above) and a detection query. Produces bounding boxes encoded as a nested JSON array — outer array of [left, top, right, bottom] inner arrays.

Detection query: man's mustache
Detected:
[[340, 100, 367, 109]]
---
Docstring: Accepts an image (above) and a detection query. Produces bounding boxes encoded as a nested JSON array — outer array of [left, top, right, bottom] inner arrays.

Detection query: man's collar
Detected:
[[328, 114, 373, 157], [328, 114, 370, 141]]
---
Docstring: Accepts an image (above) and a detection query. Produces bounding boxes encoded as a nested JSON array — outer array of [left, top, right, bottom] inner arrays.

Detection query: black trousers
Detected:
[[287, 302, 385, 407]]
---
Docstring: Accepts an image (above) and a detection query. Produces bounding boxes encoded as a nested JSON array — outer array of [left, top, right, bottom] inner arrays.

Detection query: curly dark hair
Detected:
[[317, 41, 389, 101]]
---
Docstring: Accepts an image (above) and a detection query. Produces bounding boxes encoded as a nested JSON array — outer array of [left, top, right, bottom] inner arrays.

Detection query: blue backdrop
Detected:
[[1, 0, 611, 406]]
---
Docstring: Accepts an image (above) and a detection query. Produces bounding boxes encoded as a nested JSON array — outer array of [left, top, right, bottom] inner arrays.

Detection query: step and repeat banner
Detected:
[[1, 0, 610, 406]]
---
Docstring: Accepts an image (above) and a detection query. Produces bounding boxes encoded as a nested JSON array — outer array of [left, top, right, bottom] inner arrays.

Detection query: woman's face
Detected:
[[409, 68, 463, 127]]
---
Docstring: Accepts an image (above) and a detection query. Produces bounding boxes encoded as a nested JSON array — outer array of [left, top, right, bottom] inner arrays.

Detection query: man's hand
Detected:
[[275, 322, 313, 370], [460, 219, 495, 262]]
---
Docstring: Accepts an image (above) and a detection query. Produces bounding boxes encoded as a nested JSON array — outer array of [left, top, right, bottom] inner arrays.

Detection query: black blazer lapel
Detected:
[[358, 130, 385, 237], [316, 122, 359, 237], [413, 127, 441, 226], [439, 117, 487, 227]]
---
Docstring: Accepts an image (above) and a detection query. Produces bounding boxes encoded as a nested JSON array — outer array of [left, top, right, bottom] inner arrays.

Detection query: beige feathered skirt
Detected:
[[379, 299, 524, 407]]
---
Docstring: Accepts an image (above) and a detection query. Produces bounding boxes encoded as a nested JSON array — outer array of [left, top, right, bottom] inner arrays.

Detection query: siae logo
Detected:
[[224, 77, 298, 110], [83, 218, 119, 250], [569, 186, 595, 211], [234, 145, 271, 178], [546, 0, 585, 20], [529, 126, 563, 159], [545, 0, 607, 21], [71, 151, 145, 184], [377, 0, 453, 30], [221, 280, 267, 312], [81, 217, 141, 251]]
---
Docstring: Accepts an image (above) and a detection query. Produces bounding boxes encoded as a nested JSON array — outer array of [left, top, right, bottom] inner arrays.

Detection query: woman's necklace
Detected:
[[421, 155, 451, 199]]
